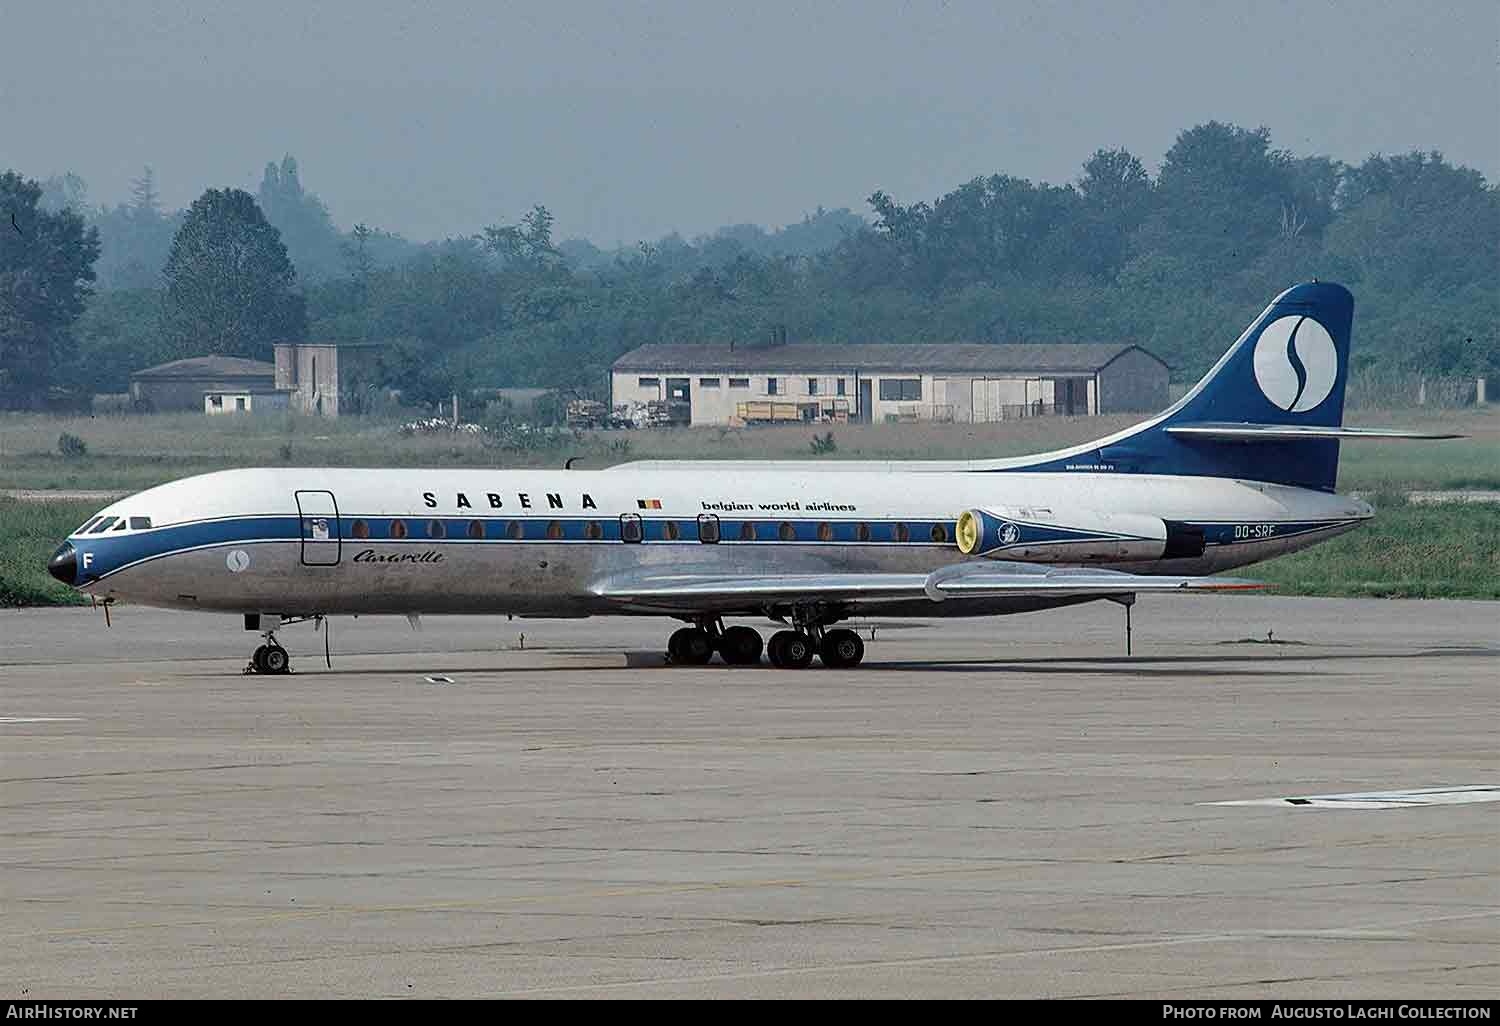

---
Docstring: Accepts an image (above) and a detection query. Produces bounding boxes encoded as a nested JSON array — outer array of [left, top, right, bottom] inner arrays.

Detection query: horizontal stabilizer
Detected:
[[1166, 423, 1463, 442]]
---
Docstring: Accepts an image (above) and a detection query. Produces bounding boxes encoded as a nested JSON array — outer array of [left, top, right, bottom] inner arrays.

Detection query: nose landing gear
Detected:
[[247, 632, 291, 675]]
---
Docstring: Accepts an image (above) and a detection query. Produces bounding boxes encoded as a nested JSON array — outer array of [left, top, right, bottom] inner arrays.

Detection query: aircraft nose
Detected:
[[47, 542, 77, 585]]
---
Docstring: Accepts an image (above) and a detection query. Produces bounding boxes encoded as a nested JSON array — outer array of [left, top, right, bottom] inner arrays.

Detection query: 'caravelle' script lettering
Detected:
[[353, 549, 445, 564]]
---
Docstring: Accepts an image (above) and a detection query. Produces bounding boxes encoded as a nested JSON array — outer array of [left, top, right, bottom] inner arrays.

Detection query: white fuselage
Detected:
[[64, 465, 1370, 619]]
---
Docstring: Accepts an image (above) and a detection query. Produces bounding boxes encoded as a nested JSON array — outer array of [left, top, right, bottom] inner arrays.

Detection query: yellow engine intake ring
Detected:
[[955, 509, 982, 555]]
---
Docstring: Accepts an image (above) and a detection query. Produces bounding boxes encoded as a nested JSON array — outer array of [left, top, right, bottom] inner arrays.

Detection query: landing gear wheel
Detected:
[[250, 645, 269, 673], [819, 628, 865, 668], [718, 626, 764, 665], [667, 627, 714, 665], [768, 630, 814, 669], [261, 645, 290, 675]]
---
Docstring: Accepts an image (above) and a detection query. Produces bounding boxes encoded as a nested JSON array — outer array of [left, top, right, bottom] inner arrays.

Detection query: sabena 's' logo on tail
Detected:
[[1251, 315, 1339, 412]]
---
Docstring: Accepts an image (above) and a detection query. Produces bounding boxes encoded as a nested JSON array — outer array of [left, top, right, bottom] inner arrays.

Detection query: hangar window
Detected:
[[836, 378, 847, 397], [389, 519, 408, 539], [585, 521, 604, 540], [88, 517, 118, 534], [699, 377, 720, 388], [856, 522, 871, 542], [466, 520, 485, 539], [817, 522, 834, 541], [879, 378, 922, 401], [546, 520, 564, 540], [808, 378, 819, 395], [427, 519, 446, 539], [128, 516, 153, 530], [930, 523, 948, 544], [767, 377, 779, 395], [507, 520, 525, 540], [729, 378, 750, 388], [637, 377, 659, 388], [778, 521, 796, 542], [738, 521, 756, 541], [662, 520, 681, 541], [351, 519, 370, 539], [893, 522, 910, 543]]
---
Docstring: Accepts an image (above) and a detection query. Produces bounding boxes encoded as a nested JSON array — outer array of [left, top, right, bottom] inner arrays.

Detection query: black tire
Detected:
[[262, 645, 290, 675], [819, 628, 865, 668], [766, 630, 793, 667], [250, 645, 269, 673], [770, 630, 813, 669], [668, 627, 713, 665], [719, 625, 764, 665]]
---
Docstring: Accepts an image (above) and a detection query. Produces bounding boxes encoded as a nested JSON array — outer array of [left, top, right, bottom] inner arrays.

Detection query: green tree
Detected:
[[257, 155, 344, 282], [0, 171, 100, 407], [161, 188, 306, 360]]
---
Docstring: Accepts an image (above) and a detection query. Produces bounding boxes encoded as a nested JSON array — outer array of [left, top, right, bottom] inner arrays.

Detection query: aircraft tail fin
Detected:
[[1021, 282, 1361, 491]]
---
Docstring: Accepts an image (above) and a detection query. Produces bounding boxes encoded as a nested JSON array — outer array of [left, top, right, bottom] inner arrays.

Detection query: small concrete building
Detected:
[[129, 356, 277, 413], [203, 390, 291, 415], [611, 342, 1167, 427], [273, 342, 385, 417]]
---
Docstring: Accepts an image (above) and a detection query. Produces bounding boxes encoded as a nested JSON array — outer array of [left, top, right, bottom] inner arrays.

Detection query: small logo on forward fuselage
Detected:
[[998, 522, 1020, 545], [226, 550, 251, 573], [1252, 315, 1338, 412]]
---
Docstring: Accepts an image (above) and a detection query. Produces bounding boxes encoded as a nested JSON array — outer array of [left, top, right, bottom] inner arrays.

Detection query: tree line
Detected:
[[2, 120, 1495, 410]]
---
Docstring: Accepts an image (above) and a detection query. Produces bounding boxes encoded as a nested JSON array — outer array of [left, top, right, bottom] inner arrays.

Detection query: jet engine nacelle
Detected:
[[954, 506, 1169, 563]]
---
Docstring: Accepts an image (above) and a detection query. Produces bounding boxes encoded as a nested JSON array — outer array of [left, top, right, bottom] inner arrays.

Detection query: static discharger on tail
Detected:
[[47, 282, 1458, 672]]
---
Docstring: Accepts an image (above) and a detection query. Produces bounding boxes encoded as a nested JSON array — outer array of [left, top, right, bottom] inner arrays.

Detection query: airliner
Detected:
[[47, 282, 1449, 673]]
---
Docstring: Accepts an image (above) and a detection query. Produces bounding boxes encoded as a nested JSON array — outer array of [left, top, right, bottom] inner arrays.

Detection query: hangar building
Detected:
[[610, 342, 1168, 427]]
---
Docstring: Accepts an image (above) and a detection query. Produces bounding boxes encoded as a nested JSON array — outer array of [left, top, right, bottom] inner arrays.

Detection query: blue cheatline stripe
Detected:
[[67, 513, 1364, 584]]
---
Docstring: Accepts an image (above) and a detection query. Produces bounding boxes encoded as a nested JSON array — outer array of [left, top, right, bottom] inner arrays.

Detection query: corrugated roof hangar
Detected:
[[611, 342, 1167, 426]]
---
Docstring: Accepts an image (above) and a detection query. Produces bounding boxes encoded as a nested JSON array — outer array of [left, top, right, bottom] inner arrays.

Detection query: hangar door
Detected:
[[295, 490, 342, 566]]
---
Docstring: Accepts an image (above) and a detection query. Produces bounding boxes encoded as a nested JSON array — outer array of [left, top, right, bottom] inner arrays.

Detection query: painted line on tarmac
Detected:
[[0, 717, 82, 724], [1206, 784, 1500, 809]]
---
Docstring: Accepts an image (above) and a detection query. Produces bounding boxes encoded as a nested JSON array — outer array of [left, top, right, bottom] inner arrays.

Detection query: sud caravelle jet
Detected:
[[48, 282, 1451, 673]]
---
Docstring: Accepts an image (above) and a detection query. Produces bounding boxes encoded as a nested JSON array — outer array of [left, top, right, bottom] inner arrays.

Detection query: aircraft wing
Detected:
[[591, 562, 1262, 613]]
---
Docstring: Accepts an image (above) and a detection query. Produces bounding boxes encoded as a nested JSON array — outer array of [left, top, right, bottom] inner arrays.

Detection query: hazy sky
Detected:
[[7, 0, 1497, 244]]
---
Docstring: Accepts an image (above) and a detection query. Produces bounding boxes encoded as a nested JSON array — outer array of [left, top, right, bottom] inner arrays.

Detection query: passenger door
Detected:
[[295, 490, 341, 566]]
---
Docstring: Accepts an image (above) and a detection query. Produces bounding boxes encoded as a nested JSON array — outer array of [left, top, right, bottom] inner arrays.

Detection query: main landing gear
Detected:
[[665, 617, 865, 669]]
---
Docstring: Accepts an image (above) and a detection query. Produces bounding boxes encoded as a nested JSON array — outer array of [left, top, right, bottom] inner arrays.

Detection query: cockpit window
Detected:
[[88, 517, 118, 534], [112, 519, 128, 530], [75, 516, 102, 534], [129, 517, 152, 530]]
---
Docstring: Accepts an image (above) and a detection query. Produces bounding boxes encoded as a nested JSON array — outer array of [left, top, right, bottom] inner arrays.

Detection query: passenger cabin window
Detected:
[[467, 520, 484, 539], [930, 523, 948, 544], [879, 378, 922, 401], [89, 517, 118, 534], [507, 521, 525, 540], [697, 515, 720, 544], [620, 515, 643, 543], [663, 520, 681, 541], [817, 522, 834, 541], [893, 523, 910, 543], [778, 522, 796, 541], [729, 378, 750, 388], [738, 521, 756, 541], [351, 519, 370, 539], [585, 521, 604, 540], [856, 523, 871, 542], [128, 516, 152, 530], [546, 521, 564, 539], [389, 519, 408, 539], [427, 519, 446, 538]]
